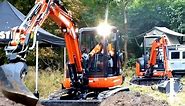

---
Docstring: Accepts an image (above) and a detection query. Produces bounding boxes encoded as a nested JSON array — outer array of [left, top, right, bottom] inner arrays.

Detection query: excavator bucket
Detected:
[[0, 62, 38, 105]]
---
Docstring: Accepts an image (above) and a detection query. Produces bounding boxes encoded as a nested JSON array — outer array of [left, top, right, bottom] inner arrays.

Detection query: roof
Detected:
[[79, 27, 97, 32], [0, 1, 65, 47], [154, 27, 185, 37], [0, 1, 23, 31], [79, 26, 117, 33]]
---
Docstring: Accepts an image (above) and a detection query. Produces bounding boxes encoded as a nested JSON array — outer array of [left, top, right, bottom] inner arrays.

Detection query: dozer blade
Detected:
[[41, 100, 101, 106], [0, 62, 38, 106], [43, 88, 101, 106], [130, 76, 164, 86]]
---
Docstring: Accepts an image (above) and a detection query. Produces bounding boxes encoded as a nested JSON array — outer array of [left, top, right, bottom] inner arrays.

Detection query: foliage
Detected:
[[79, 0, 109, 27], [126, 55, 136, 67], [26, 47, 64, 71], [8, 0, 34, 15], [38, 47, 64, 71]]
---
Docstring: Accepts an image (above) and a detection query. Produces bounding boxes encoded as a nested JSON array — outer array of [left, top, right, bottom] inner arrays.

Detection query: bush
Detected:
[[127, 56, 137, 67], [26, 47, 64, 71]]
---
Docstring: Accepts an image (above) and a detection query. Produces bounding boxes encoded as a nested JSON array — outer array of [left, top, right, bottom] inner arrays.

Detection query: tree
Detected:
[[122, 0, 130, 67], [108, 0, 133, 67], [79, 0, 108, 27]]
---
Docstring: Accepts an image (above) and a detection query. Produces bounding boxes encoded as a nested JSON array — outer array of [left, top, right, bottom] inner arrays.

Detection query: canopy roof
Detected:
[[0, 1, 65, 47], [137, 26, 185, 47], [154, 27, 184, 37]]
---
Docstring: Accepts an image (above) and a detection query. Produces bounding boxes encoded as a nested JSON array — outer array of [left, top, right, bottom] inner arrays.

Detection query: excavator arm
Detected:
[[7, 0, 82, 72], [0, 0, 83, 105]]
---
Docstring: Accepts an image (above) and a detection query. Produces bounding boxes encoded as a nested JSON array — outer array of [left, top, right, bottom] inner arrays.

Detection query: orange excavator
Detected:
[[0, 0, 126, 105], [131, 36, 173, 85]]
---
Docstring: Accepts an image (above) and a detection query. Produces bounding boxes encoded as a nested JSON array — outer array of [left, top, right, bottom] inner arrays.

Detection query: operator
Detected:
[[89, 35, 114, 57], [88, 34, 115, 69]]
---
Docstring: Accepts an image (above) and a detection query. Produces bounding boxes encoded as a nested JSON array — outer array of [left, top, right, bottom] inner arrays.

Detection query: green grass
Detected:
[[24, 67, 64, 99]]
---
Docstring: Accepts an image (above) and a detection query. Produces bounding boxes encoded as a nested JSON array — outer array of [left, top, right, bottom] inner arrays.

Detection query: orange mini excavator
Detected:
[[0, 0, 126, 105], [131, 36, 173, 85]]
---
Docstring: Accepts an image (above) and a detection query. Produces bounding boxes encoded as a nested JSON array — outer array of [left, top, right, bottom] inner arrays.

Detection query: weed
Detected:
[[24, 66, 63, 99]]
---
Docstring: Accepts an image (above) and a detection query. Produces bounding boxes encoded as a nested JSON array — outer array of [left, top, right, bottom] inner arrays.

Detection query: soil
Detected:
[[0, 91, 169, 106], [100, 92, 169, 106]]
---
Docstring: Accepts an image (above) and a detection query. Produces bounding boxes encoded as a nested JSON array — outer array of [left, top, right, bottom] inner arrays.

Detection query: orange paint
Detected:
[[136, 62, 142, 76], [63, 75, 123, 89]]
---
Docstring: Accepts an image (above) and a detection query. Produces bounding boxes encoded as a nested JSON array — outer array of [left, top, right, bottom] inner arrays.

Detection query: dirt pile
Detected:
[[100, 92, 169, 106]]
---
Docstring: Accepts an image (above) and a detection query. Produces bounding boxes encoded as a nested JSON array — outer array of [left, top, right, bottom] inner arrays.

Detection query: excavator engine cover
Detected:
[[0, 62, 38, 105]]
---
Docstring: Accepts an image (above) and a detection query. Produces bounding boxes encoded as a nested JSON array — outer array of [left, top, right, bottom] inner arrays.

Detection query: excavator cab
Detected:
[[79, 26, 122, 78], [62, 26, 124, 87]]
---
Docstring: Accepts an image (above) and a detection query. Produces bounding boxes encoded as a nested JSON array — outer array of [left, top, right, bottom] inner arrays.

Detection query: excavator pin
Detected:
[[0, 62, 38, 105]]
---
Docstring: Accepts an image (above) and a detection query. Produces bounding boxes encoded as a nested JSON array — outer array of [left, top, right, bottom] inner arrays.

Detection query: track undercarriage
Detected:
[[130, 76, 166, 86], [41, 86, 129, 106]]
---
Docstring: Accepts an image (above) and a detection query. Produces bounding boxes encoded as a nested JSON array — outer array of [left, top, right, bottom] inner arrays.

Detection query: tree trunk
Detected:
[[123, 4, 128, 68]]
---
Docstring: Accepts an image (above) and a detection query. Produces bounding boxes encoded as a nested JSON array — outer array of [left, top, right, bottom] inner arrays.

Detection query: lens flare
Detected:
[[97, 22, 112, 37]]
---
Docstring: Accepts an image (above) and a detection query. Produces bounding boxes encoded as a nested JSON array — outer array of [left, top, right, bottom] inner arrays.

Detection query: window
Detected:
[[171, 52, 180, 59], [183, 52, 185, 59]]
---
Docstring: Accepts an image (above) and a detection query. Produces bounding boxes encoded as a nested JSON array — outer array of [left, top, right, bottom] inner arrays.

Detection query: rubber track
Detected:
[[41, 100, 101, 106]]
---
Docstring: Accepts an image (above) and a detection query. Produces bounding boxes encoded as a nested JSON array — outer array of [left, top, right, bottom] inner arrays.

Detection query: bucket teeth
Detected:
[[0, 62, 38, 105]]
